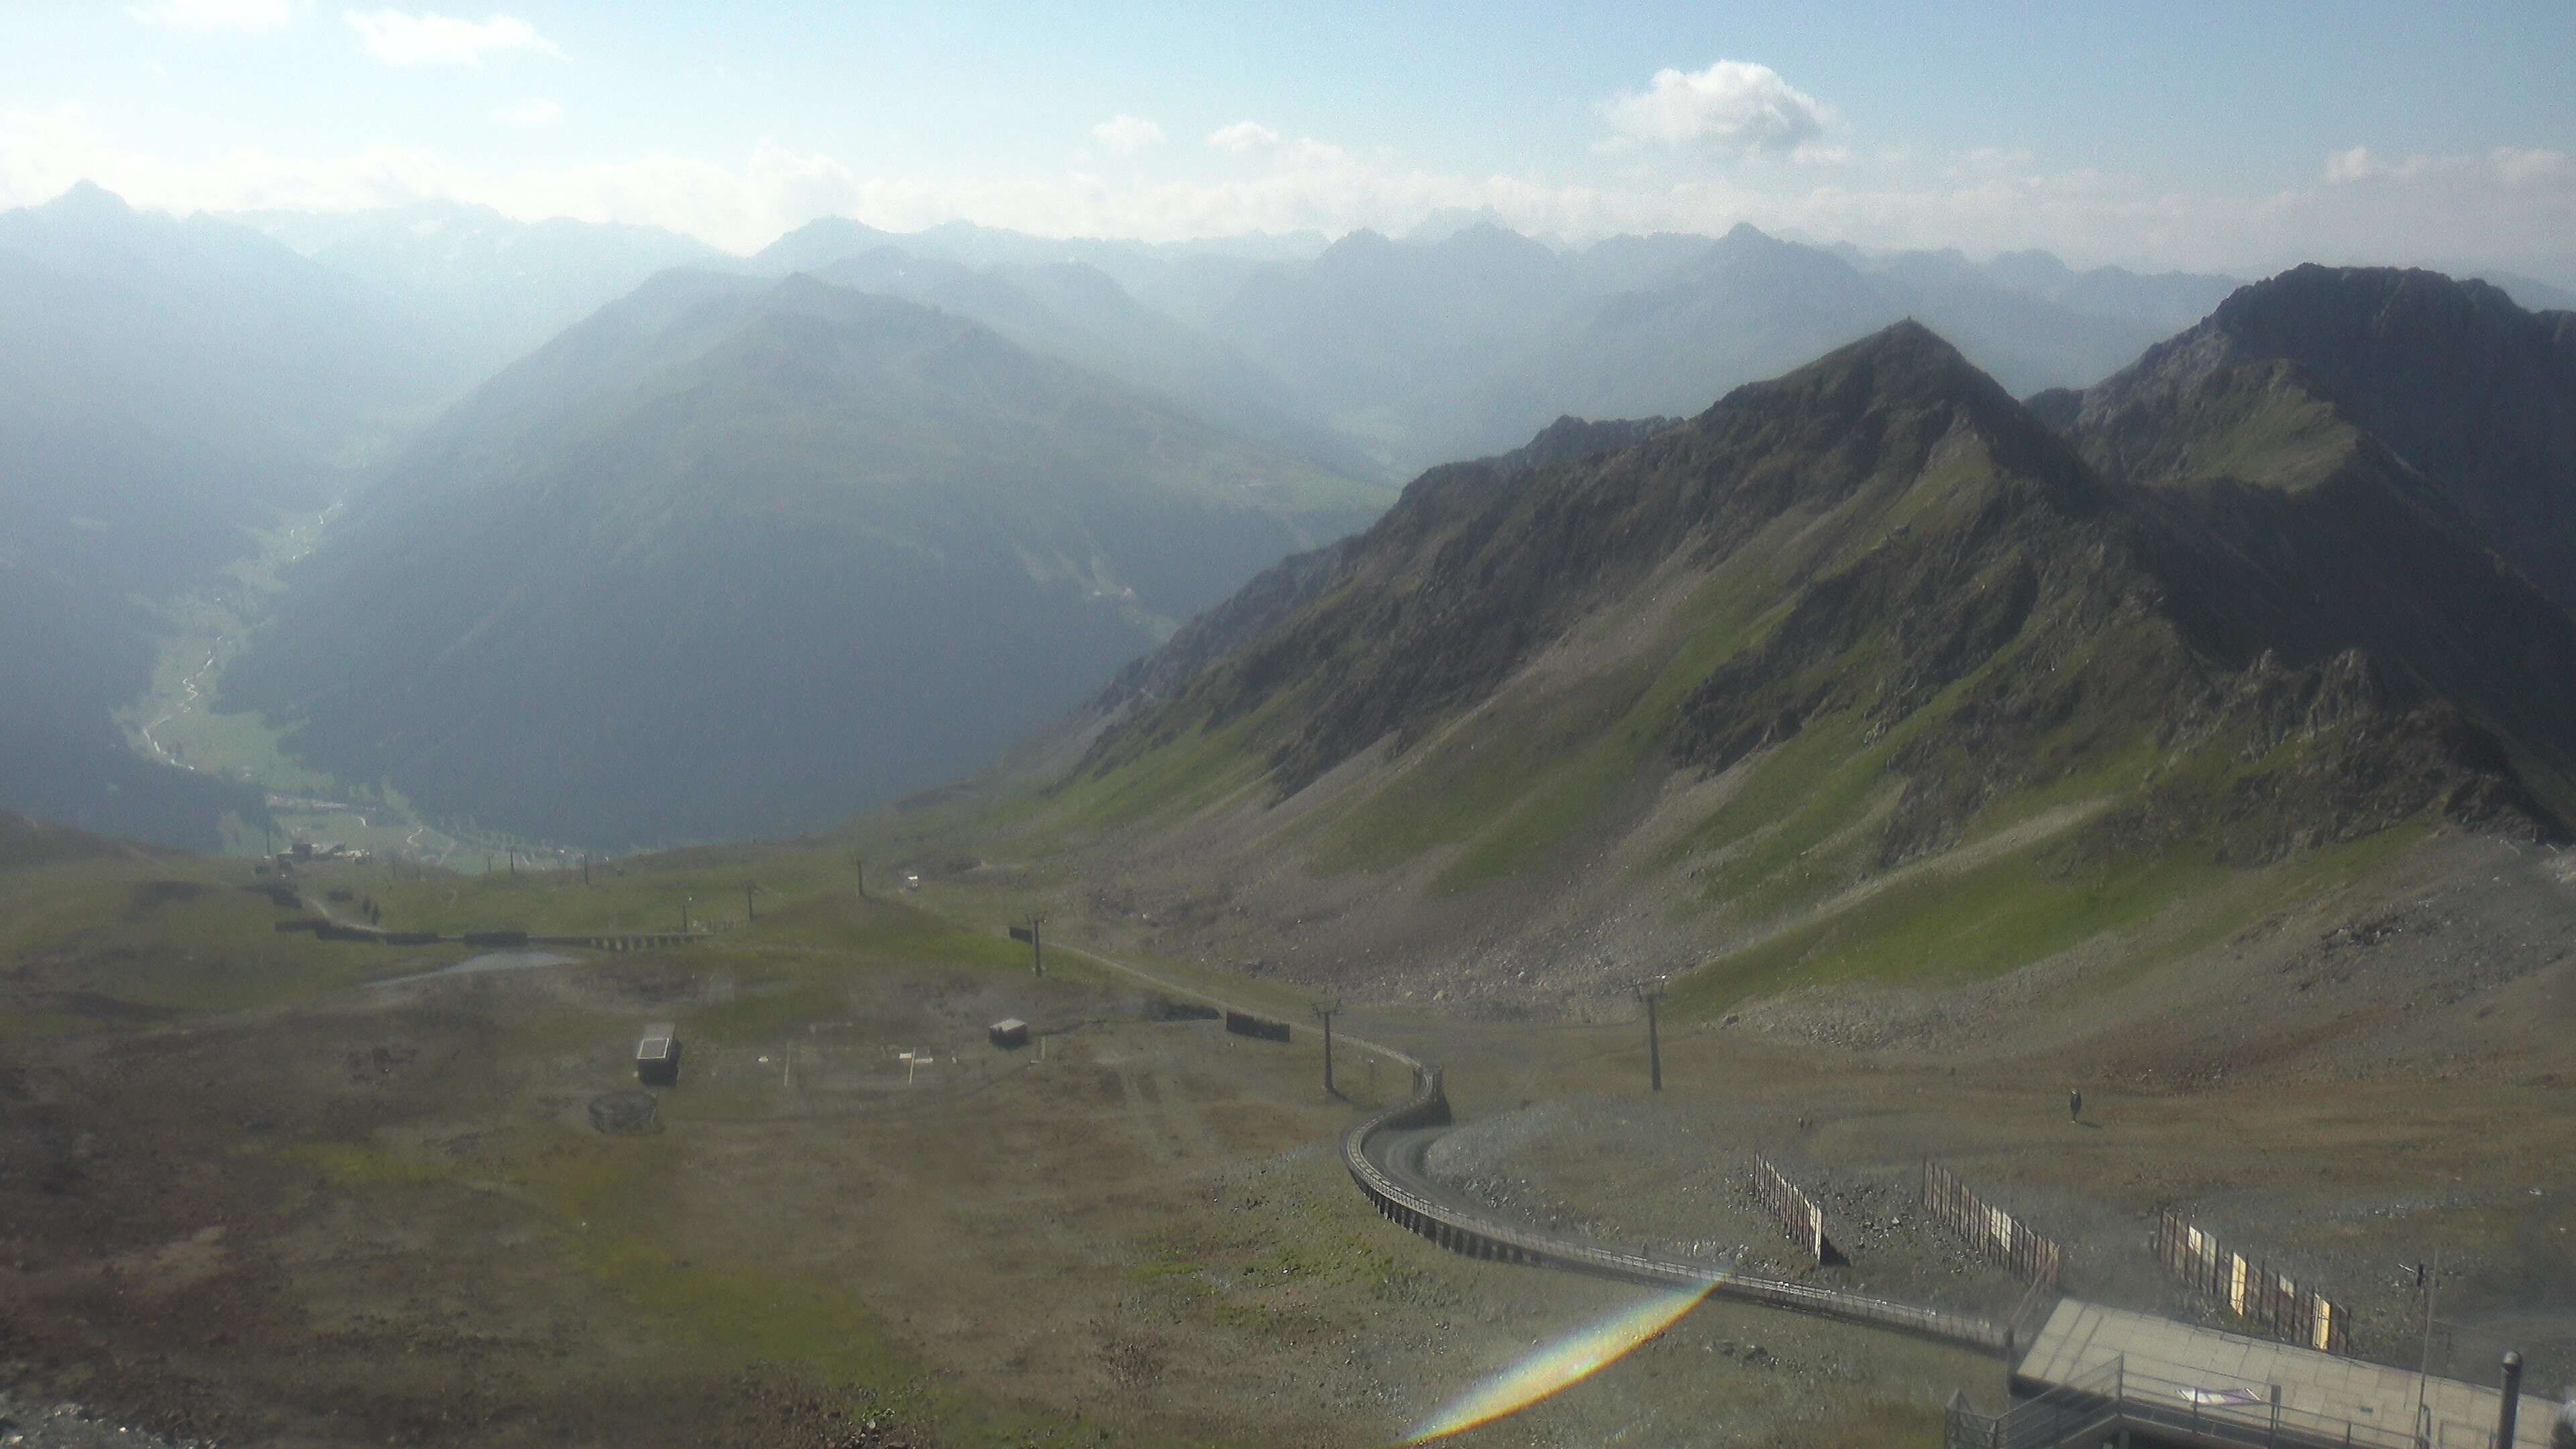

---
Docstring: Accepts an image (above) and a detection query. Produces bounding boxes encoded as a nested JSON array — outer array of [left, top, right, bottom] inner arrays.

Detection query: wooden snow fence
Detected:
[[1750, 1155, 1833, 1263], [2153, 1210, 2351, 1354], [1921, 1161, 2062, 1288]]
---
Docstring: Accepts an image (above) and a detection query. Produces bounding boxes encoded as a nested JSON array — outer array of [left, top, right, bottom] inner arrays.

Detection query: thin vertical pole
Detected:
[[1632, 980, 1666, 1092], [2500, 1350, 2525, 1449], [2420, 1247, 2440, 1422], [1646, 992, 1662, 1091]]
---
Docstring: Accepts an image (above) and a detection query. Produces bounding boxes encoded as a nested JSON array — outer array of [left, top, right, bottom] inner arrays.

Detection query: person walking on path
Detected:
[[2069, 1089, 2082, 1123]]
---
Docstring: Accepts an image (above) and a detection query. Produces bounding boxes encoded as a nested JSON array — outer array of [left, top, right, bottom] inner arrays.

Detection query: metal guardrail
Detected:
[[1341, 1065, 2012, 1354], [1951, 1354, 2452, 1449]]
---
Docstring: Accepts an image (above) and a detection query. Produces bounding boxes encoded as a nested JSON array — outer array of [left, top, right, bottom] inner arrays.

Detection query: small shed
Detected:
[[987, 1018, 1030, 1049], [635, 1021, 684, 1085]]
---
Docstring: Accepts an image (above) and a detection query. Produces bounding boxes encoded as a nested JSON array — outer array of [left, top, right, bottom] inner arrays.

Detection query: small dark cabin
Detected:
[[635, 1021, 683, 1085], [987, 1018, 1030, 1049]]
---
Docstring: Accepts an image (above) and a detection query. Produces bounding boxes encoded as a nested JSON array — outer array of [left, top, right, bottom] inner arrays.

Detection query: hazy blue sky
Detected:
[[3, 1, 2571, 277]]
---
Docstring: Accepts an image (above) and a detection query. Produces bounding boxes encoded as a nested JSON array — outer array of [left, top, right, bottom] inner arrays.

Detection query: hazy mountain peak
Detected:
[[2208, 263, 2538, 360], [1403, 205, 1515, 245], [753, 213, 901, 274], [1430, 219, 1557, 264], [42, 178, 132, 219], [1319, 227, 1394, 262]]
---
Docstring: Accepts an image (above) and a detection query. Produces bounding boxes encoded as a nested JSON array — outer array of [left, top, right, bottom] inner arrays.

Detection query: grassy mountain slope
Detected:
[[975, 305, 2576, 1016], [221, 272, 1390, 850]]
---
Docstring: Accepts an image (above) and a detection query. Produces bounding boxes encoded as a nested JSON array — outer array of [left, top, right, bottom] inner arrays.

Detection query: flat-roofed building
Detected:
[[635, 1022, 683, 1085]]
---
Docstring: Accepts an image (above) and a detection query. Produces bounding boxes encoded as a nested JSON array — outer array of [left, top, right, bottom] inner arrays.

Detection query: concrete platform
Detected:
[[2015, 1300, 2562, 1449]]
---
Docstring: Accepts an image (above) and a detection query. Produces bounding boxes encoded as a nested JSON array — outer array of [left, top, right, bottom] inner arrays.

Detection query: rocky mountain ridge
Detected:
[[1033, 270, 2576, 1008]]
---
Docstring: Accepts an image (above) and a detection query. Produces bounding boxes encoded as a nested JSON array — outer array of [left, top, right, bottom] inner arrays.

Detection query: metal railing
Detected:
[[1342, 1065, 2010, 1353], [1951, 1354, 2463, 1449]]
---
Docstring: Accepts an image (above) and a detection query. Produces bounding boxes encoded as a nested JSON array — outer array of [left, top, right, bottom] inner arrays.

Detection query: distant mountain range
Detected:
[[747, 213, 2243, 479], [239, 201, 725, 383], [1028, 266, 2576, 1008], [218, 272, 1390, 847]]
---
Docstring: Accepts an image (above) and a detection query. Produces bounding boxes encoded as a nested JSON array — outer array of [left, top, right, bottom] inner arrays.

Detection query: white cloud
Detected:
[[493, 97, 561, 127], [2322, 145, 2374, 184], [1091, 114, 1163, 158], [1603, 60, 1835, 160], [2326, 145, 2571, 193], [127, 0, 291, 28], [2490, 146, 2571, 188], [2324, 146, 2430, 184], [1205, 120, 1281, 152], [343, 9, 563, 66]]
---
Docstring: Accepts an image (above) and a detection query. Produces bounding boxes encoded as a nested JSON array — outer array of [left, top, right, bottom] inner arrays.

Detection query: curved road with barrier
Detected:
[[1343, 1061, 2015, 1354], [1039, 936, 2016, 1356]]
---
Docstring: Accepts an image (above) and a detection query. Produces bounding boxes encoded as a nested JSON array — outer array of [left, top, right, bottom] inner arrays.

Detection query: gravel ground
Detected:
[[0, 1390, 214, 1449], [1421, 1095, 2039, 1317]]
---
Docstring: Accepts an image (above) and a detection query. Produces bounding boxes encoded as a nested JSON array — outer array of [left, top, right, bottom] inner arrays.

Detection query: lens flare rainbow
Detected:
[[1396, 1277, 1720, 1444]]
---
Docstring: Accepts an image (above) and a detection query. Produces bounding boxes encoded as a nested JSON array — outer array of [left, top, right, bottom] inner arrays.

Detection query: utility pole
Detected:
[[582, 853, 591, 886], [1313, 1000, 1342, 1097], [1631, 978, 1668, 1092], [508, 847, 517, 877], [853, 855, 865, 898], [680, 893, 693, 933], [745, 881, 759, 923], [2418, 1247, 2442, 1425], [1029, 914, 1044, 977]]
